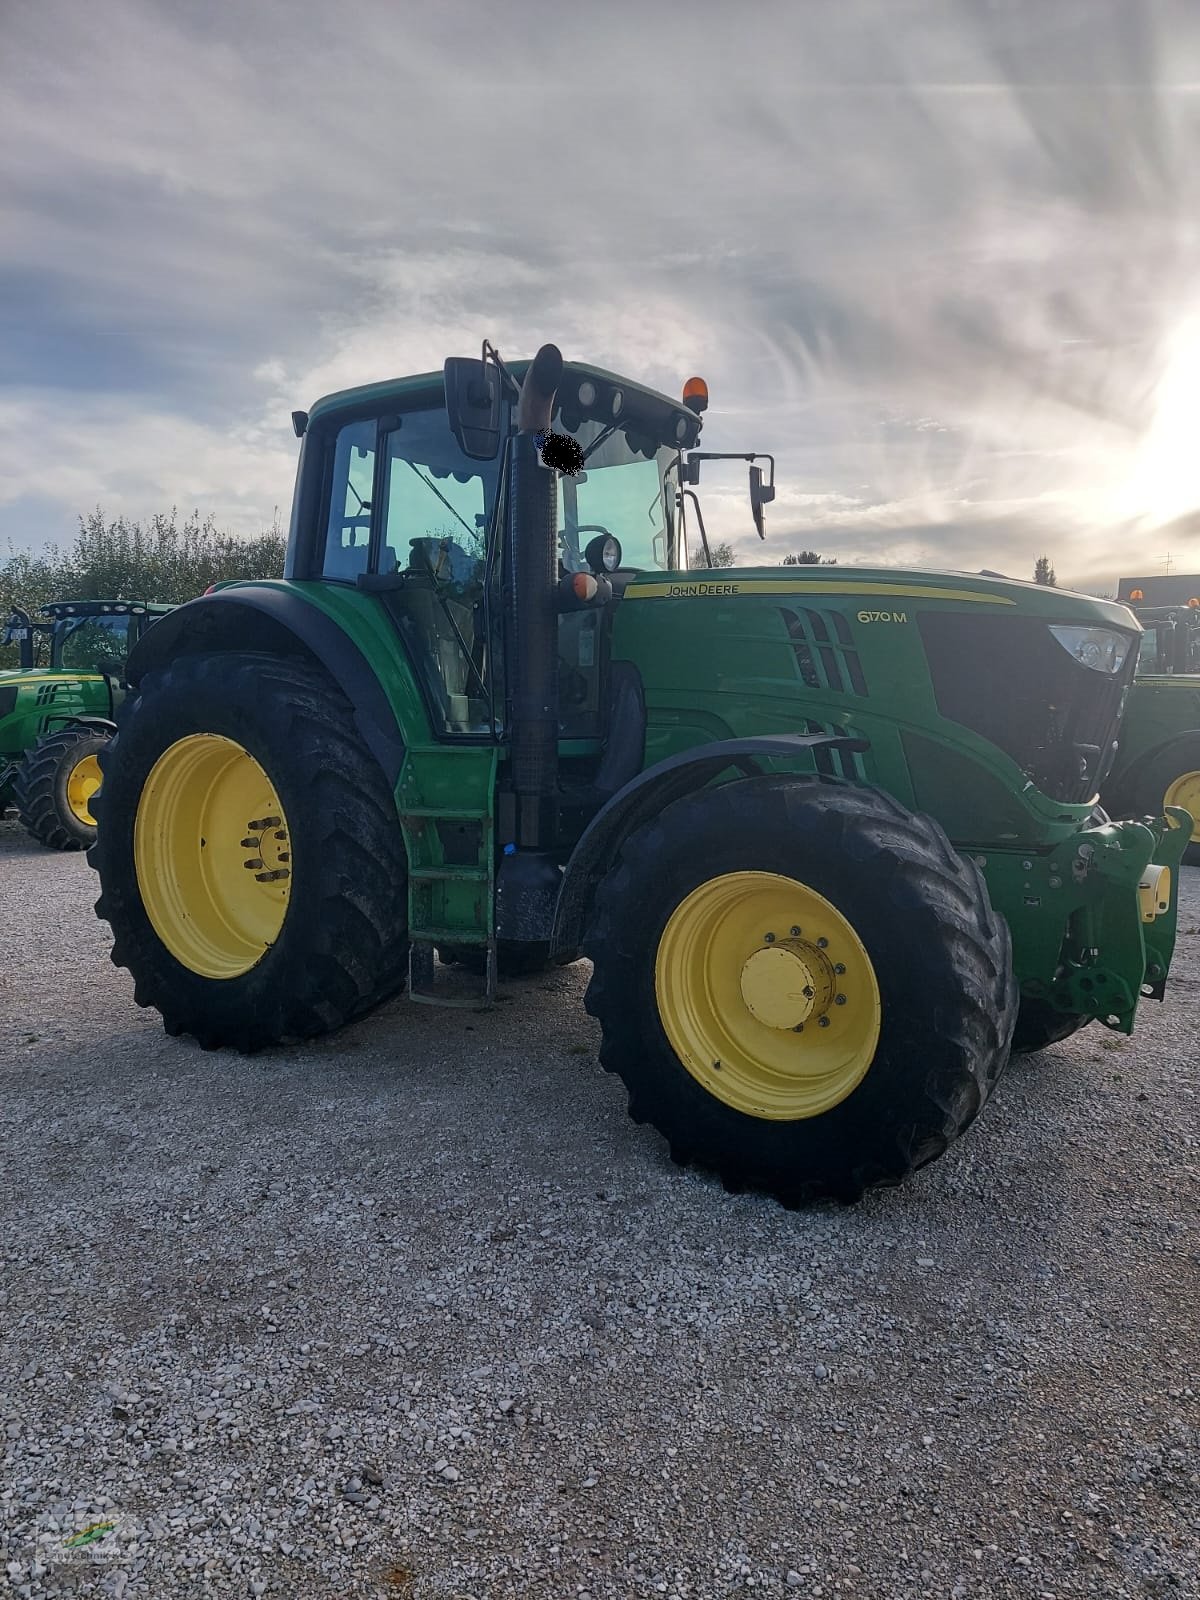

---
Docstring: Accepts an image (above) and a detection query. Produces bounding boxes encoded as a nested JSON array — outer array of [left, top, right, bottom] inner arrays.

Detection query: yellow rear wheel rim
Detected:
[[655, 870, 881, 1121], [1164, 769, 1200, 832], [66, 753, 103, 825], [134, 734, 291, 980]]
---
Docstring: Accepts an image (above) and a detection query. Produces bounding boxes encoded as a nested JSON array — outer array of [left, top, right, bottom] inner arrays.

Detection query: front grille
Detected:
[[779, 607, 868, 695], [918, 613, 1137, 804]]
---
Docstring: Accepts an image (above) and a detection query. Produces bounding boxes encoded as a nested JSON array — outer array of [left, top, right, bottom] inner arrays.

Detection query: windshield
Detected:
[[54, 615, 133, 674], [555, 420, 676, 573]]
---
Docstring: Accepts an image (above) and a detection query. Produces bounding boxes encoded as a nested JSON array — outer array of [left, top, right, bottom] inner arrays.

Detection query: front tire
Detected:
[[583, 777, 1017, 1206], [15, 725, 110, 850], [1010, 998, 1089, 1055], [90, 652, 409, 1050]]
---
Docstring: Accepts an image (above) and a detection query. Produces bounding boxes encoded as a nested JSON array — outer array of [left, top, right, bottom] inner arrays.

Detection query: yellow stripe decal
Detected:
[[624, 580, 1016, 604]]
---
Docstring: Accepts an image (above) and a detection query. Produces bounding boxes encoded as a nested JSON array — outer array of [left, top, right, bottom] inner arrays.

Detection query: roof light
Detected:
[[577, 380, 597, 408], [1129, 588, 1145, 601], [610, 388, 624, 419], [682, 376, 709, 415], [1188, 597, 1200, 608]]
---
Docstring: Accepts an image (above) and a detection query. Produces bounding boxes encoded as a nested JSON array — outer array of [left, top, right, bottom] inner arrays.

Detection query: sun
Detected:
[[1119, 311, 1200, 531]]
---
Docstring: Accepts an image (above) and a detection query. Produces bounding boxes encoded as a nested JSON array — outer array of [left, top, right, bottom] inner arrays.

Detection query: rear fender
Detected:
[[125, 586, 406, 787]]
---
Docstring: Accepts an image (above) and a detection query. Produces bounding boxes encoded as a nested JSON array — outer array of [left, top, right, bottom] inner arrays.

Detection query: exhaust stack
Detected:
[[505, 342, 563, 850]]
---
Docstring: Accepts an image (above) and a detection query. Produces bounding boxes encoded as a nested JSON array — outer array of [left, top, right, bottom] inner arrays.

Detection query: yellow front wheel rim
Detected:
[[655, 870, 881, 1121], [1164, 769, 1200, 832], [66, 753, 103, 825], [134, 734, 292, 980]]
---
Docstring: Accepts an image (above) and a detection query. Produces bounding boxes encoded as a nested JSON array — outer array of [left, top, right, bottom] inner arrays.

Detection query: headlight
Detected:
[[1048, 625, 1131, 674]]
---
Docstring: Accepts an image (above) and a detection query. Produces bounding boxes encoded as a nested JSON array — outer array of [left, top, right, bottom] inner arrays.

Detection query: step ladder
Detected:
[[398, 752, 498, 1010]]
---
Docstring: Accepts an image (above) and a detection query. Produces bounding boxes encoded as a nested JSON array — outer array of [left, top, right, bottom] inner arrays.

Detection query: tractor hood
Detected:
[[622, 566, 1142, 631]]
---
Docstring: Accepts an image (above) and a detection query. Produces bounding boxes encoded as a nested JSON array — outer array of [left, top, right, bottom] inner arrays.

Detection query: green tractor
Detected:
[[88, 344, 1189, 1205], [0, 600, 174, 849], [1100, 585, 1200, 867]]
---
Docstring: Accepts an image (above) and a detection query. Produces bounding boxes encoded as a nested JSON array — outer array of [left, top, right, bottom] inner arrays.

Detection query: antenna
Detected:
[[1164, 550, 1173, 574]]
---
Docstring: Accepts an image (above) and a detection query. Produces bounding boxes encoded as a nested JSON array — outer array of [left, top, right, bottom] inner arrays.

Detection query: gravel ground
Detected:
[[1, 814, 1198, 1600]]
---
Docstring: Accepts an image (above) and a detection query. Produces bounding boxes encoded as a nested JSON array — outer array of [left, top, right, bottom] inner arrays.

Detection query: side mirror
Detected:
[[444, 358, 503, 460], [749, 464, 775, 539]]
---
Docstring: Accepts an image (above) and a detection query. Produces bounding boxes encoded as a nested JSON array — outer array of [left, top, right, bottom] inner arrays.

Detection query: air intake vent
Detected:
[[780, 608, 868, 696], [805, 719, 866, 783]]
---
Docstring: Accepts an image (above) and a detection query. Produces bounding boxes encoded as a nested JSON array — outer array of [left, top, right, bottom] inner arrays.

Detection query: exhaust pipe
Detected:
[[505, 343, 563, 847], [495, 343, 565, 944]]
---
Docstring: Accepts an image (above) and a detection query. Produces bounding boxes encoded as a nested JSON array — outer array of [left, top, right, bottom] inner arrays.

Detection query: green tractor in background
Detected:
[[88, 343, 1189, 1206], [1101, 582, 1200, 867], [0, 600, 174, 849]]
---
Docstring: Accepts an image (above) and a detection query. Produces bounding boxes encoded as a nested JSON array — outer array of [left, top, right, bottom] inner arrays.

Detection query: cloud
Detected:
[[3, 0, 1200, 584]]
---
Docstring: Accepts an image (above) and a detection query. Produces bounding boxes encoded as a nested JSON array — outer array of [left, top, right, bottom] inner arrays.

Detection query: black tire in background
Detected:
[[583, 776, 1017, 1207], [14, 725, 111, 851], [90, 652, 409, 1051], [1106, 731, 1200, 866]]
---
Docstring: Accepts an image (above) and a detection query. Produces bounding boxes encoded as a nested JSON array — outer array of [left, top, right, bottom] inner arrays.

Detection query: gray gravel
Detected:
[[1, 813, 1198, 1600]]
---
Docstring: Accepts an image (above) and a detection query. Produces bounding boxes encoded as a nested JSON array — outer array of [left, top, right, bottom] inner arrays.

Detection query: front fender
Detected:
[[550, 732, 871, 957]]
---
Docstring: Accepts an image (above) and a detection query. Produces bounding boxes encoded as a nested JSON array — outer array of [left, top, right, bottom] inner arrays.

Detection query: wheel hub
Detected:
[[654, 870, 881, 1121], [739, 942, 832, 1030]]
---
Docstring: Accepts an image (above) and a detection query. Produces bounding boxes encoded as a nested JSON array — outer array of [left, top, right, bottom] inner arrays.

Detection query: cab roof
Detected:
[[306, 359, 696, 431], [40, 601, 174, 619]]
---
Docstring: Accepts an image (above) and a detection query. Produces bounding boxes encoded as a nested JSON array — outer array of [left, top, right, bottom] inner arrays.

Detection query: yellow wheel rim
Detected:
[[655, 870, 882, 1121], [134, 734, 292, 980], [1164, 769, 1200, 832], [66, 753, 103, 825]]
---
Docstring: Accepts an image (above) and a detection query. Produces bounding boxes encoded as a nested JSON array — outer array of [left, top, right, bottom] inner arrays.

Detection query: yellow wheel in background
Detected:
[[1164, 770, 1200, 834], [66, 752, 103, 825], [134, 733, 292, 980], [655, 870, 881, 1120]]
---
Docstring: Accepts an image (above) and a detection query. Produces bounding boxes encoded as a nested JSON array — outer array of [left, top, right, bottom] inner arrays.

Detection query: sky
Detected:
[[4, 0, 1200, 592]]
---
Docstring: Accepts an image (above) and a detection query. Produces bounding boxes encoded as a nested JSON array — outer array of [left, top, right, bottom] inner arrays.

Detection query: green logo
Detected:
[[63, 1521, 117, 1549]]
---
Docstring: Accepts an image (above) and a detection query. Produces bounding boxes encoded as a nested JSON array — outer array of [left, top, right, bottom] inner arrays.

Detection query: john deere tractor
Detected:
[[88, 344, 1189, 1206], [0, 600, 174, 849], [1100, 584, 1200, 867]]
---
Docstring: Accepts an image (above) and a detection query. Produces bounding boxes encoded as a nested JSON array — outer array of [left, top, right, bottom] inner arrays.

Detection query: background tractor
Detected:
[[1101, 585, 1200, 868], [0, 599, 174, 849], [89, 344, 1188, 1206]]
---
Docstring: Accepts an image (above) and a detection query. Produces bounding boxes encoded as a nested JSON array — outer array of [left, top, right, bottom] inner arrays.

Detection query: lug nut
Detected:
[[793, 1024, 804, 1033], [817, 937, 829, 949], [802, 986, 814, 998], [764, 932, 776, 943], [240, 836, 259, 849], [790, 926, 801, 937], [834, 994, 847, 1005], [243, 858, 264, 870], [818, 1016, 831, 1028]]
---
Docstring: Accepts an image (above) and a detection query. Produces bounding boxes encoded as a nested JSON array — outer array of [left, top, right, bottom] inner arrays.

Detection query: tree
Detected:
[[1, 508, 287, 668], [690, 540, 737, 569], [783, 550, 838, 566], [1034, 555, 1057, 587]]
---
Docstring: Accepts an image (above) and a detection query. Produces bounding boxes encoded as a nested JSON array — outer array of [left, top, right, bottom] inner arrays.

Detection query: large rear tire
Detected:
[[14, 725, 110, 851], [90, 653, 409, 1050], [583, 777, 1017, 1206]]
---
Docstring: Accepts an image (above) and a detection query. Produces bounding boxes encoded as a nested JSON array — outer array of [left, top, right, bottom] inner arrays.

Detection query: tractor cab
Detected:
[[1131, 601, 1200, 677], [41, 601, 174, 680]]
